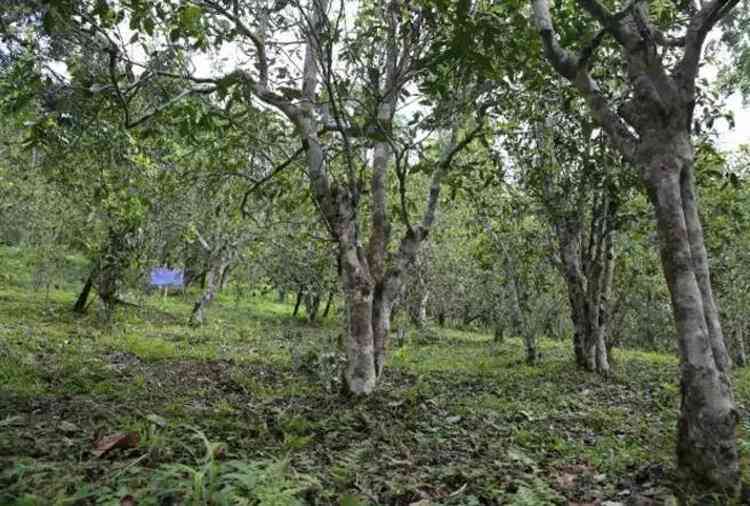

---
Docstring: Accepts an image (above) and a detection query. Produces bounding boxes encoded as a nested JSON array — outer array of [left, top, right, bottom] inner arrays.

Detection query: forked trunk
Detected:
[[189, 259, 228, 326], [556, 211, 611, 374], [642, 137, 738, 492]]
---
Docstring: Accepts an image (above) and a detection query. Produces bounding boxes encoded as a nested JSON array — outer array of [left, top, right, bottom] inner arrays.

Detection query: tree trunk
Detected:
[[322, 289, 334, 318], [340, 243, 377, 395], [680, 166, 731, 372], [189, 260, 227, 325], [219, 263, 232, 291], [415, 290, 428, 328], [642, 138, 738, 491], [292, 287, 304, 317], [409, 271, 429, 329], [437, 312, 446, 327], [556, 208, 612, 375], [735, 325, 746, 368], [305, 291, 321, 322], [73, 271, 95, 314], [557, 216, 592, 368], [494, 320, 505, 343], [372, 283, 394, 377]]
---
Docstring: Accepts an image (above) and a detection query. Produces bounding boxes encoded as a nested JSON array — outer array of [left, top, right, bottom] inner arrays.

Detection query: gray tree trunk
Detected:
[[531, 0, 740, 489], [73, 271, 95, 314], [190, 258, 229, 325], [735, 325, 746, 368], [642, 137, 738, 489]]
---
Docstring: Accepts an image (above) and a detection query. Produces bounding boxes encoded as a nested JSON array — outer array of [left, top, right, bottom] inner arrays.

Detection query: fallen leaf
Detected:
[[59, 421, 78, 433], [555, 472, 576, 489], [145, 414, 167, 427], [93, 432, 140, 458], [0, 415, 24, 427], [120, 496, 136, 506]]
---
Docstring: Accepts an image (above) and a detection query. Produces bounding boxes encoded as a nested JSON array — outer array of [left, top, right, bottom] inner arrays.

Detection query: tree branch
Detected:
[[531, 0, 638, 162], [677, 0, 740, 91]]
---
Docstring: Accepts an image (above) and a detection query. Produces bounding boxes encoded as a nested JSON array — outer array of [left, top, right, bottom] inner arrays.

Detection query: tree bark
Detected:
[[305, 290, 321, 322], [293, 287, 304, 317], [190, 259, 229, 325], [735, 325, 746, 368], [73, 270, 95, 314], [556, 212, 611, 374], [322, 289, 334, 318], [340, 233, 377, 395], [642, 136, 738, 492]]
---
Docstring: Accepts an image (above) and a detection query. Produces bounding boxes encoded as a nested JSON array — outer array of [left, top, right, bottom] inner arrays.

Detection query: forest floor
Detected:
[[1, 246, 750, 505]]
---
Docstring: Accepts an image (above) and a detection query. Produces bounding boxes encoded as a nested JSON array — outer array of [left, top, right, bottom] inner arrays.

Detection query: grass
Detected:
[[0, 246, 748, 504]]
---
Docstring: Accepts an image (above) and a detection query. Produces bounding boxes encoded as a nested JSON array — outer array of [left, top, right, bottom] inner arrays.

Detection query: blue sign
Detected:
[[150, 267, 185, 288]]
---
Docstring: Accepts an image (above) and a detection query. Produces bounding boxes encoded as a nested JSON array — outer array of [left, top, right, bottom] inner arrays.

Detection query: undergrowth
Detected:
[[1, 247, 749, 504]]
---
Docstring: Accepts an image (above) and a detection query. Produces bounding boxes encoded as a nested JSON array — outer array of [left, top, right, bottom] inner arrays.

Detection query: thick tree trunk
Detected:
[[642, 138, 738, 492], [73, 271, 95, 314], [340, 245, 377, 395]]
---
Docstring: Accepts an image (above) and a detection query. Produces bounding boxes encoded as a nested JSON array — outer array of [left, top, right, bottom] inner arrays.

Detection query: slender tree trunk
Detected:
[[190, 260, 227, 325], [735, 325, 746, 368], [494, 320, 505, 343], [415, 290, 428, 328], [292, 287, 304, 317], [219, 263, 232, 291], [305, 291, 321, 322], [680, 166, 731, 372], [73, 271, 95, 314], [642, 138, 738, 491], [322, 289, 334, 318]]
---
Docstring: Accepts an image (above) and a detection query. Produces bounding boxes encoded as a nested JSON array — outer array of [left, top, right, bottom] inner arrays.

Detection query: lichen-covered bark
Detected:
[[190, 258, 229, 326], [556, 214, 611, 374], [642, 135, 738, 492], [735, 326, 747, 368]]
